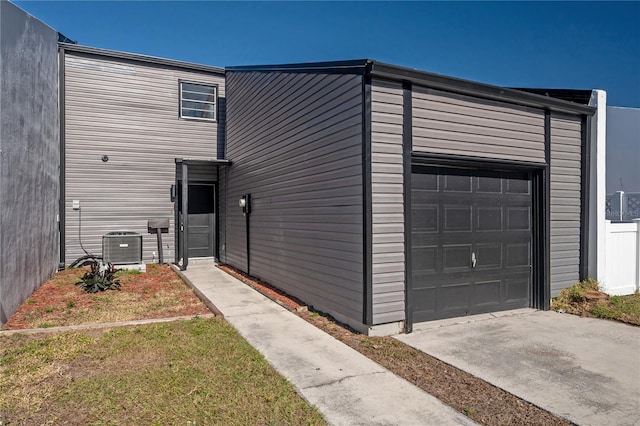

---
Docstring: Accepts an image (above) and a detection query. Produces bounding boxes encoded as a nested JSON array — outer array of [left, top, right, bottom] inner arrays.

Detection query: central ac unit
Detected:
[[102, 232, 142, 264]]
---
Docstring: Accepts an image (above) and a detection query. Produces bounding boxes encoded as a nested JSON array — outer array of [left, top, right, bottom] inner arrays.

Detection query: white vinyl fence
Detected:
[[606, 192, 640, 222], [603, 219, 640, 295]]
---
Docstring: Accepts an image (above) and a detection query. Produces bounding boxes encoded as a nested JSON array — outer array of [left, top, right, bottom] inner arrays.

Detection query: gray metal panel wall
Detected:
[[225, 71, 365, 324], [412, 87, 546, 163], [64, 51, 224, 264], [370, 79, 405, 324], [176, 164, 218, 182], [550, 113, 582, 295], [0, 1, 59, 324]]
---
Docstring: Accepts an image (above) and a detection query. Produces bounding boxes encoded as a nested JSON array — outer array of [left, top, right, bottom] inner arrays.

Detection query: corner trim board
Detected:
[[59, 47, 66, 266], [363, 76, 373, 325], [579, 115, 591, 281], [402, 82, 413, 333], [215, 183, 220, 262], [542, 110, 552, 309], [181, 163, 189, 270]]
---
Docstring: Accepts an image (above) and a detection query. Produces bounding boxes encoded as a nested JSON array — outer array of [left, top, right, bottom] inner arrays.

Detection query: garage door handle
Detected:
[[471, 252, 477, 268]]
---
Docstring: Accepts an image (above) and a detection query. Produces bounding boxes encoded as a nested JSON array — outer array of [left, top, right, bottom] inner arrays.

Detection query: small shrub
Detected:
[[45, 307, 54, 313], [581, 278, 600, 292], [558, 278, 600, 303], [76, 262, 121, 293], [589, 302, 618, 320], [66, 301, 75, 309]]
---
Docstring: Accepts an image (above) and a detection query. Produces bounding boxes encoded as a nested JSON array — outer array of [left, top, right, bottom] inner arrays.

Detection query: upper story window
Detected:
[[180, 81, 217, 121]]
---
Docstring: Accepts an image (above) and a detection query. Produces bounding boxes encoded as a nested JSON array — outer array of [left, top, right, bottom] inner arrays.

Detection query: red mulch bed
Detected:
[[2, 264, 211, 330]]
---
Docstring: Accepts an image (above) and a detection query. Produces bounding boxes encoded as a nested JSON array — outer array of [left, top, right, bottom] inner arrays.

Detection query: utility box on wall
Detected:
[[102, 232, 143, 264]]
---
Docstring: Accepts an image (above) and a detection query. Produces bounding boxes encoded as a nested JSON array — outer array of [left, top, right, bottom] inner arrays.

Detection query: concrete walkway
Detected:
[[396, 310, 640, 426], [178, 260, 475, 426]]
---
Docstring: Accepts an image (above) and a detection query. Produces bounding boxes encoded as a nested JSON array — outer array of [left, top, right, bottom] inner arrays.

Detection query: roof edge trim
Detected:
[[175, 158, 232, 166], [226, 59, 372, 75], [370, 62, 595, 115], [59, 43, 225, 76]]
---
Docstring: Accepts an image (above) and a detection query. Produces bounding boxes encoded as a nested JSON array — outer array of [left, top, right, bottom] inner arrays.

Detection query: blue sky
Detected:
[[15, 1, 640, 107]]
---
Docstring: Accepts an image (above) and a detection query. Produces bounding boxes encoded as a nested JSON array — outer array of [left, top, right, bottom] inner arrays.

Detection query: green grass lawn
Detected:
[[0, 317, 326, 425], [592, 292, 640, 323]]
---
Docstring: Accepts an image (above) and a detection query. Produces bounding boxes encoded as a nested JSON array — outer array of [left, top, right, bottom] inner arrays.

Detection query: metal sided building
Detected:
[[59, 44, 228, 267], [222, 60, 595, 334], [0, 1, 60, 325]]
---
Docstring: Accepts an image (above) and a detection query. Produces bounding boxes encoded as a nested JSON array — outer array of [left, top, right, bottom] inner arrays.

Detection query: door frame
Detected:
[[405, 153, 549, 332], [175, 180, 218, 268], [180, 183, 217, 260], [174, 158, 230, 270]]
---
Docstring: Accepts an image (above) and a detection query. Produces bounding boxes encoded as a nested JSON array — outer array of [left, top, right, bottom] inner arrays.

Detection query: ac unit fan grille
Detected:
[[102, 232, 142, 264]]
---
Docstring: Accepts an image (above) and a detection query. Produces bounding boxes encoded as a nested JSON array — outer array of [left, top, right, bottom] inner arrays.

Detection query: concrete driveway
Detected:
[[396, 310, 640, 426]]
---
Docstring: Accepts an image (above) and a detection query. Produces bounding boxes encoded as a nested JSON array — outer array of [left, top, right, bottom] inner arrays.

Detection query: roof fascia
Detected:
[[59, 43, 225, 76], [370, 61, 595, 116], [226, 59, 372, 75]]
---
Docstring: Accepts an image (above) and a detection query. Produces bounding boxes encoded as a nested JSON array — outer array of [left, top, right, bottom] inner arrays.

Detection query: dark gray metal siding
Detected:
[[0, 1, 59, 324], [412, 87, 546, 163], [63, 51, 224, 263], [370, 79, 405, 324], [225, 71, 364, 324], [176, 164, 218, 182], [550, 113, 583, 295]]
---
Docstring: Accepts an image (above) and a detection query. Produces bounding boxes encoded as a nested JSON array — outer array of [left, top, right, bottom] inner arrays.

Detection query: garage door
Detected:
[[411, 165, 532, 323]]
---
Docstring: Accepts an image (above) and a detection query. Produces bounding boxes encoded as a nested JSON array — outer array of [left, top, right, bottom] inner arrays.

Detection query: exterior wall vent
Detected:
[[102, 232, 142, 264]]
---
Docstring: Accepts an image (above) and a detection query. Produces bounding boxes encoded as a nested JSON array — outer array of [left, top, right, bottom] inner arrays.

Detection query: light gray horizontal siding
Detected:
[[64, 51, 224, 263], [412, 87, 545, 163], [371, 79, 405, 324], [550, 113, 583, 295], [225, 71, 364, 325]]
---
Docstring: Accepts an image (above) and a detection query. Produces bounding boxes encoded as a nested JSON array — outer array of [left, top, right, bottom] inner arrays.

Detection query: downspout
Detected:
[[173, 166, 179, 265], [246, 200, 250, 275]]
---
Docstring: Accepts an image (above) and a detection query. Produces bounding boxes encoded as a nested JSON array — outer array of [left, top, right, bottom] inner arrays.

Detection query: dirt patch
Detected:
[[552, 280, 640, 326], [218, 265, 573, 426], [2, 264, 211, 330]]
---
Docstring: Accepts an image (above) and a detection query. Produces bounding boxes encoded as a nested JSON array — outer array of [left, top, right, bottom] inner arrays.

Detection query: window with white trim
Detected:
[[180, 81, 216, 121]]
